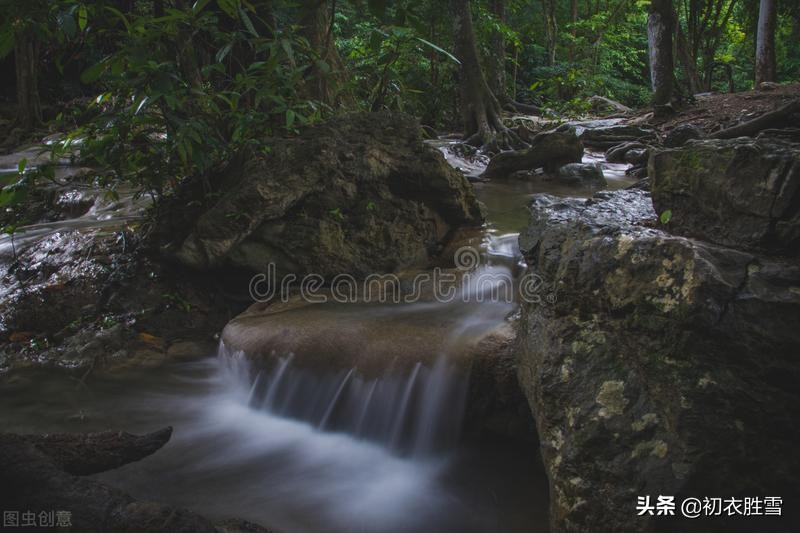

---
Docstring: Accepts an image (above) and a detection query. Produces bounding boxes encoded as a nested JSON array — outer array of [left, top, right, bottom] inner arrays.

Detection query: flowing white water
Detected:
[[120, 356, 474, 533], [0, 349, 542, 533], [219, 335, 470, 457], [0, 352, 548, 532], [0, 137, 566, 532]]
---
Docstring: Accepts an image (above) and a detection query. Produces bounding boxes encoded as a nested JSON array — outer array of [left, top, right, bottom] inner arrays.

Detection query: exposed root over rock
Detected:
[[481, 125, 583, 179]]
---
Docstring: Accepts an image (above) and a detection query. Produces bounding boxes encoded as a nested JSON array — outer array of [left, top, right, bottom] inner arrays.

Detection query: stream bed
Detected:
[[0, 139, 635, 533]]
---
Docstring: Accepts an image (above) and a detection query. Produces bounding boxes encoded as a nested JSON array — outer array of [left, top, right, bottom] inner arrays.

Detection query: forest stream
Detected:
[[0, 136, 635, 533]]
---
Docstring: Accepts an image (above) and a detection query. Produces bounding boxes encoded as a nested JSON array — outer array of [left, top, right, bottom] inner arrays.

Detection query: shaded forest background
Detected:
[[0, 0, 798, 206]]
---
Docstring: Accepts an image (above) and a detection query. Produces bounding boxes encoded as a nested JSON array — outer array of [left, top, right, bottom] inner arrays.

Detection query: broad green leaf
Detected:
[[0, 23, 14, 58], [103, 6, 131, 33], [239, 8, 258, 37], [280, 39, 294, 64], [660, 210, 672, 225], [217, 0, 238, 18], [80, 60, 108, 84], [216, 43, 233, 63], [413, 37, 461, 65], [77, 4, 88, 32], [58, 10, 78, 39]]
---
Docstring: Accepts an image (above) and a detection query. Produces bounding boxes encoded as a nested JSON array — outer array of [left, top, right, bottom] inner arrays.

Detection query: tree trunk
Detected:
[[300, 0, 352, 107], [755, 0, 777, 85], [451, 0, 515, 150], [711, 99, 800, 139], [171, 0, 203, 89], [647, 0, 675, 111], [541, 0, 558, 65], [486, 0, 507, 100], [675, 21, 702, 95], [568, 0, 578, 62], [14, 26, 42, 131]]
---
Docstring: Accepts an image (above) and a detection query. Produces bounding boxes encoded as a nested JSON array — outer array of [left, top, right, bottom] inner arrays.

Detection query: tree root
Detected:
[[482, 126, 583, 179], [711, 99, 800, 139], [502, 99, 542, 115], [464, 125, 526, 153]]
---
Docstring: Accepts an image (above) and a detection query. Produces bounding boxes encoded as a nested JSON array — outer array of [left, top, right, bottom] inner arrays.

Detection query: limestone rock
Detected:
[[517, 189, 800, 532], [651, 136, 800, 254], [166, 111, 484, 277]]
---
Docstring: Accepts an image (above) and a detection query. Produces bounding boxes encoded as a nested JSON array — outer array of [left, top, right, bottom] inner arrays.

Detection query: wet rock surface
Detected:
[[220, 294, 533, 439], [554, 163, 606, 188], [0, 427, 276, 533], [662, 124, 704, 147], [164, 111, 484, 277], [517, 189, 800, 532], [605, 141, 646, 163], [650, 135, 800, 254], [0, 227, 234, 375], [482, 126, 584, 179]]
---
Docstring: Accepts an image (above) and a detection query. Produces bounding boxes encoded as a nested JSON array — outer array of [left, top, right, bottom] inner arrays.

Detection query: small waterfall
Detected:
[[218, 343, 469, 457]]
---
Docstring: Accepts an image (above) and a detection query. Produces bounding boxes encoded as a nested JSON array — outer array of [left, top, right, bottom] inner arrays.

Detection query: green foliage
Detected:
[[1, 0, 797, 203], [0, 156, 61, 210], [336, 1, 459, 124], [47, 1, 323, 199], [515, 5, 651, 113]]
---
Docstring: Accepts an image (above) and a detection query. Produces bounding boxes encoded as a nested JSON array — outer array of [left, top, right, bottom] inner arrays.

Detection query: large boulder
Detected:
[[482, 126, 583, 179], [651, 136, 800, 255], [517, 189, 800, 532], [0, 226, 229, 375], [165, 112, 484, 278]]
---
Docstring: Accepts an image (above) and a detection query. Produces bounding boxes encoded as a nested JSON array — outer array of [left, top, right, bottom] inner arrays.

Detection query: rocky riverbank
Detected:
[[516, 132, 800, 532], [0, 111, 492, 532], [0, 111, 482, 376], [3, 93, 799, 532]]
